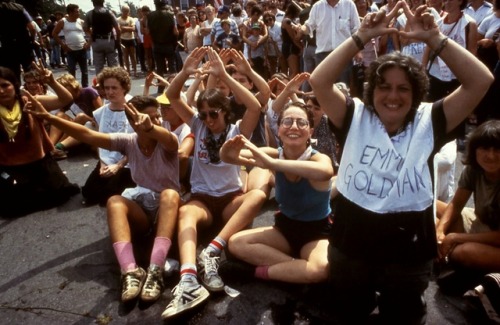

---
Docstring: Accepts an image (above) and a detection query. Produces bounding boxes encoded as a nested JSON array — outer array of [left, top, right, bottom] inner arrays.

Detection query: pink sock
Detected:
[[150, 237, 172, 267], [255, 265, 270, 280], [112, 241, 136, 272]]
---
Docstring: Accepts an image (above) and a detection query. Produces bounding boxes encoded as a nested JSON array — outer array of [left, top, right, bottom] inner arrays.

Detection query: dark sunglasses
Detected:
[[199, 109, 222, 121], [265, 18, 273, 22]]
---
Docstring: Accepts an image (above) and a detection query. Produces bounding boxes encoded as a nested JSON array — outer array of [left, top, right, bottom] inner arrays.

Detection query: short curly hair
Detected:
[[96, 67, 131, 94], [363, 51, 429, 112]]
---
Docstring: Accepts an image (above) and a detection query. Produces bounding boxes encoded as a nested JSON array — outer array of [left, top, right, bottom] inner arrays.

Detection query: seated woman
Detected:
[[24, 92, 181, 304], [436, 120, 500, 273], [161, 47, 267, 319], [81, 67, 136, 206], [21, 63, 74, 155], [309, 1, 493, 323], [53, 73, 103, 157], [220, 102, 334, 284], [0, 66, 78, 218]]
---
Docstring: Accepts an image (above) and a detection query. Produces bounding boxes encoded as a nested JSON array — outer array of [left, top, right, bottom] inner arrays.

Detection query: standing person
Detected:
[[140, 6, 155, 73], [309, 2, 493, 324], [184, 14, 203, 54], [210, 5, 240, 46], [84, 0, 121, 76], [263, 11, 283, 76], [147, 0, 179, 93], [296, 0, 360, 84], [53, 4, 90, 88], [219, 104, 333, 285], [0, 0, 35, 82], [464, 0, 494, 27], [0, 67, 79, 218], [424, 0, 478, 102], [25, 93, 181, 304], [135, 8, 147, 74], [162, 47, 266, 319], [281, 3, 302, 78], [200, 6, 217, 47], [118, 5, 138, 78]]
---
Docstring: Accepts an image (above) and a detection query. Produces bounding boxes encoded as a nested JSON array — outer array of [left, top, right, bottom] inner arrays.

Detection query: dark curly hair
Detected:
[[363, 51, 429, 113], [96, 67, 131, 94], [196, 88, 233, 124], [463, 120, 500, 170]]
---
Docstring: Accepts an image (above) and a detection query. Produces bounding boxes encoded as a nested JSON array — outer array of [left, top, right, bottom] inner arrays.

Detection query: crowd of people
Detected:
[[1, 0, 500, 323]]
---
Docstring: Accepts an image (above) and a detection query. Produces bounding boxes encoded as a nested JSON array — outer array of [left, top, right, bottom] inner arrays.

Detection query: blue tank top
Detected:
[[274, 151, 332, 221]]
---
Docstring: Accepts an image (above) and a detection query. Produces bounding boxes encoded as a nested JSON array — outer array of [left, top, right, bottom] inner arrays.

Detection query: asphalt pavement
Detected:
[[0, 66, 494, 324]]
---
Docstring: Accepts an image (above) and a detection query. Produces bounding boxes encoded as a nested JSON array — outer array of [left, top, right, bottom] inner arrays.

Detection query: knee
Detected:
[[160, 189, 180, 205], [227, 234, 247, 257], [106, 195, 123, 209], [451, 242, 482, 268], [247, 189, 268, 203], [306, 260, 329, 283]]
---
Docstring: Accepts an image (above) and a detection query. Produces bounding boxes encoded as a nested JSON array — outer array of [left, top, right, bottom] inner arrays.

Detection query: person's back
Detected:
[[0, 2, 34, 80], [148, 7, 176, 46], [84, 0, 119, 75]]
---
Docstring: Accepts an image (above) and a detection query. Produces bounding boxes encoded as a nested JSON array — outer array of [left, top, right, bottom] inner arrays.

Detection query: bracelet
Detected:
[[433, 37, 449, 57], [145, 125, 154, 133], [351, 34, 365, 51]]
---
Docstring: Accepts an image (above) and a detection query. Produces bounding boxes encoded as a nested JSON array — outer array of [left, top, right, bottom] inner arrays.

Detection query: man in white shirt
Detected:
[[296, 0, 360, 84], [53, 4, 90, 87]]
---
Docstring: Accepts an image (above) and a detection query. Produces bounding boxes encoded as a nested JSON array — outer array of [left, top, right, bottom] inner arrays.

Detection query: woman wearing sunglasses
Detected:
[[219, 102, 334, 285], [162, 47, 266, 319], [310, 2, 493, 323]]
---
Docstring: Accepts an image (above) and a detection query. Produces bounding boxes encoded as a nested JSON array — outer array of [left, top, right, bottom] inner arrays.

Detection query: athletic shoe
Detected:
[[51, 148, 67, 160], [161, 278, 210, 319], [198, 248, 224, 292], [140, 265, 164, 302], [121, 267, 146, 302]]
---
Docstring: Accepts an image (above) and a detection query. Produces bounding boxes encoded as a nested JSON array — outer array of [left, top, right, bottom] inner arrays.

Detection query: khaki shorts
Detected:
[[462, 207, 492, 234]]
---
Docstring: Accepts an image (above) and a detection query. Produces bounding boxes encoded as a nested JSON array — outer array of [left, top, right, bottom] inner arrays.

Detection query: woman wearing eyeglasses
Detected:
[[219, 102, 334, 285], [162, 47, 267, 319], [310, 2, 492, 323]]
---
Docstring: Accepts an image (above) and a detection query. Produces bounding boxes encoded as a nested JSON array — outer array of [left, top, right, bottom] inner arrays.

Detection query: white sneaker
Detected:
[[161, 278, 210, 319]]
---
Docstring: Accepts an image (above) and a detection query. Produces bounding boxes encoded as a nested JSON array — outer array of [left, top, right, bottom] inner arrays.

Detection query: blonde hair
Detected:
[[56, 73, 81, 93]]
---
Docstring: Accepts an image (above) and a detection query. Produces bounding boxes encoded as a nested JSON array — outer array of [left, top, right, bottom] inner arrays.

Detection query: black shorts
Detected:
[[121, 39, 136, 48], [189, 190, 243, 223], [273, 212, 331, 257]]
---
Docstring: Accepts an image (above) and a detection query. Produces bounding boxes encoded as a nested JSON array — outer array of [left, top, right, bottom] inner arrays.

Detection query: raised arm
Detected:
[[271, 73, 309, 113], [230, 49, 271, 106], [23, 90, 112, 150], [31, 61, 73, 110], [309, 7, 400, 129], [166, 47, 207, 124], [205, 48, 261, 138], [221, 135, 333, 182], [399, 3, 493, 133]]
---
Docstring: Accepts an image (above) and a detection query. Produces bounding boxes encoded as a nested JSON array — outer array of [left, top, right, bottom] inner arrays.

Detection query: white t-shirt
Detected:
[[93, 104, 133, 165], [189, 116, 242, 196]]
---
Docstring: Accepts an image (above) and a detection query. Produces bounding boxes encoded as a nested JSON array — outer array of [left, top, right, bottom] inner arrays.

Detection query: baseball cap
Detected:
[[218, 5, 230, 13], [156, 93, 170, 105]]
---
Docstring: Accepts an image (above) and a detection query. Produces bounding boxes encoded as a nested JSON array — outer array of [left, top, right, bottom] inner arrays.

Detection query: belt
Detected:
[[94, 34, 112, 39]]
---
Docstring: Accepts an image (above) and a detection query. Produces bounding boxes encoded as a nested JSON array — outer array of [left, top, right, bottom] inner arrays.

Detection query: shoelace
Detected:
[[124, 273, 141, 289], [205, 254, 220, 276], [144, 271, 159, 290]]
